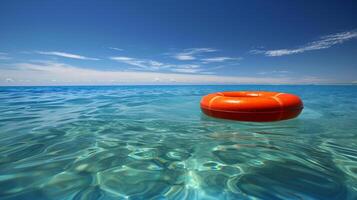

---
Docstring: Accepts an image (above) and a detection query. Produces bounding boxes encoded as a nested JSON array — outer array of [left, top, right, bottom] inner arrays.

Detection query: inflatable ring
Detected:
[[200, 91, 303, 122]]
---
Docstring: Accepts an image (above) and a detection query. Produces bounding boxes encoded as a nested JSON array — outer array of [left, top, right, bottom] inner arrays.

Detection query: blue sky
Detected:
[[1, 0, 357, 85]]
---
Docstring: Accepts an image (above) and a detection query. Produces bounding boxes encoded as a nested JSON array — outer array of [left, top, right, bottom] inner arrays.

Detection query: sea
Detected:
[[0, 85, 356, 200]]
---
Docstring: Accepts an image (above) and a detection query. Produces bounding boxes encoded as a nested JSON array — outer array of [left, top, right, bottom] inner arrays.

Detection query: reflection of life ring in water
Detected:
[[200, 91, 303, 122]]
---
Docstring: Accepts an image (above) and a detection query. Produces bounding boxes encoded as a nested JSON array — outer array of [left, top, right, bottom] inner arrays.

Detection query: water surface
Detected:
[[0, 85, 356, 199]]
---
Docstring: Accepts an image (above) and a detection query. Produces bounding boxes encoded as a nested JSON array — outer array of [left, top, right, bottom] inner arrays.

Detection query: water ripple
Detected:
[[0, 85, 357, 199]]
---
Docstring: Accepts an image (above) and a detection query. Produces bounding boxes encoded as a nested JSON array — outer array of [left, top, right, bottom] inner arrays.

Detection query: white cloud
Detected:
[[5, 78, 14, 82], [36, 51, 100, 60], [173, 54, 195, 61], [0, 60, 326, 85], [110, 56, 164, 70], [258, 70, 290, 75], [170, 64, 202, 73], [148, 60, 164, 67], [109, 49, 238, 74], [109, 47, 123, 51], [173, 48, 217, 61], [251, 30, 357, 56], [0, 52, 11, 60], [170, 68, 201, 73], [201, 57, 241, 63], [110, 56, 133, 61], [110, 56, 207, 73]]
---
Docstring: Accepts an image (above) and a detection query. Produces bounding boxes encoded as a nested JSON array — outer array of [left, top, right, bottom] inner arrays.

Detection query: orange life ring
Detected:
[[200, 91, 303, 122]]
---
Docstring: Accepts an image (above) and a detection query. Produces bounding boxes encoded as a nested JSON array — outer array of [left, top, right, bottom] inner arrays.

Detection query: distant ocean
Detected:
[[0, 85, 356, 199]]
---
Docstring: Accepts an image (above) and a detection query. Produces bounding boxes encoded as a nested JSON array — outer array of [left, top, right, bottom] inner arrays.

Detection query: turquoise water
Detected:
[[0, 85, 357, 200]]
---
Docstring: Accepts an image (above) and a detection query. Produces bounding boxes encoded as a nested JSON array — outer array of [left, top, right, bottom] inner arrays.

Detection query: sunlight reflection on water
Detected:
[[0, 85, 356, 199]]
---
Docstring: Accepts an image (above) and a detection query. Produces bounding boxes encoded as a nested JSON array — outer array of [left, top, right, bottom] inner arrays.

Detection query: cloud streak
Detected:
[[0, 61, 327, 86], [110, 56, 207, 74], [257, 70, 290, 75], [201, 57, 241, 63], [109, 47, 123, 51], [172, 48, 217, 61], [110, 56, 164, 70], [36, 51, 100, 60], [252, 30, 357, 56], [0, 52, 11, 60]]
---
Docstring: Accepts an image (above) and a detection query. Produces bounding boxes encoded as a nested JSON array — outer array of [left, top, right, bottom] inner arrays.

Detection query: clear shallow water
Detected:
[[0, 85, 356, 200]]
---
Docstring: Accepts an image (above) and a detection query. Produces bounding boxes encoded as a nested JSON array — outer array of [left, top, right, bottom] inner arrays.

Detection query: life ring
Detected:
[[200, 91, 303, 122]]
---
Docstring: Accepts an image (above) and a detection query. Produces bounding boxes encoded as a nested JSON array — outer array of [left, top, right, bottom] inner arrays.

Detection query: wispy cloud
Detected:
[[110, 56, 164, 70], [258, 70, 290, 75], [174, 54, 195, 61], [251, 30, 357, 56], [170, 64, 203, 73], [171, 69, 200, 73], [36, 51, 100, 60], [0, 52, 11, 60], [108, 47, 123, 51], [1, 60, 325, 85], [201, 57, 241, 63], [110, 56, 206, 73], [172, 48, 217, 61]]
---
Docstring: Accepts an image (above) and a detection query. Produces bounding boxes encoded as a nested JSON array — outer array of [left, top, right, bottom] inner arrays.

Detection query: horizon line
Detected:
[[1, 83, 357, 87]]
